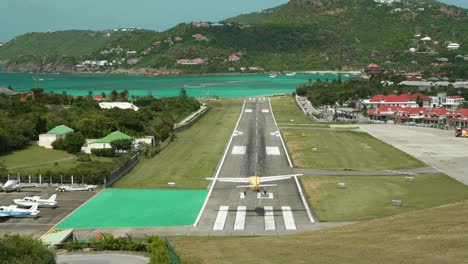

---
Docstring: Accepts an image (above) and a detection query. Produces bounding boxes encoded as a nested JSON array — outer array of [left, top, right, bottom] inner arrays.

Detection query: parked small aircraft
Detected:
[[206, 174, 303, 193], [13, 194, 57, 208], [1, 180, 38, 192], [0, 204, 40, 218]]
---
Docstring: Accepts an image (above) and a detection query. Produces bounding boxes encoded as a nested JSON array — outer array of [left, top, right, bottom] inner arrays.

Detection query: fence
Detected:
[[173, 105, 211, 133], [165, 239, 181, 264], [0, 174, 93, 186], [105, 152, 141, 187]]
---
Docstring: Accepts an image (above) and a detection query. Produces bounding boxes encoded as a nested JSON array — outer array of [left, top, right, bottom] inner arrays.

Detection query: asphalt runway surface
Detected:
[[361, 124, 468, 185], [0, 186, 97, 237], [196, 97, 316, 234]]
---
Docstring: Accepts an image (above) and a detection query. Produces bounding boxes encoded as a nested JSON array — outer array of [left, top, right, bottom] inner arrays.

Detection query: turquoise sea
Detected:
[[0, 72, 355, 98]]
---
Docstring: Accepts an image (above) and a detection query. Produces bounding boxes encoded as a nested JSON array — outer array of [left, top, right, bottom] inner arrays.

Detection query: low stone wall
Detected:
[[173, 105, 211, 133]]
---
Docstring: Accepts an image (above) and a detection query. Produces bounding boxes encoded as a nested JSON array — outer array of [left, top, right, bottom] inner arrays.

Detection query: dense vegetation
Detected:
[[1, 0, 466, 73], [64, 234, 174, 264], [0, 88, 200, 182], [0, 235, 55, 264]]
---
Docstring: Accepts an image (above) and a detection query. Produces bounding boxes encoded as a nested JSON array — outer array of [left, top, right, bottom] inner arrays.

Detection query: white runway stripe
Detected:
[[245, 109, 253, 113], [234, 206, 246, 230], [264, 206, 275, 230], [282, 206, 297, 230], [262, 109, 270, 113], [213, 206, 229, 230], [266, 146, 281, 155], [232, 146, 246, 155]]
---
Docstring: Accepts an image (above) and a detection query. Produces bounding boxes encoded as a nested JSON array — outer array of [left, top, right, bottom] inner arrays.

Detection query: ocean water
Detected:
[[0, 72, 354, 98]]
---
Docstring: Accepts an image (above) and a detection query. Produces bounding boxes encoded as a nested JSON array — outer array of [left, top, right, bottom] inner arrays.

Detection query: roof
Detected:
[[99, 102, 139, 111], [448, 95, 462, 99], [399, 81, 432, 87], [455, 109, 468, 117], [92, 131, 134, 144], [0, 87, 19, 96], [47, 125, 74, 135], [369, 93, 429, 103], [40, 229, 74, 246]]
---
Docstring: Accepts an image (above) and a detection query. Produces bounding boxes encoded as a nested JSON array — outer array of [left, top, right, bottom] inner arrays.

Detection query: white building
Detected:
[[444, 96, 465, 110], [99, 102, 139, 111], [447, 43, 460, 50], [38, 125, 74, 149]]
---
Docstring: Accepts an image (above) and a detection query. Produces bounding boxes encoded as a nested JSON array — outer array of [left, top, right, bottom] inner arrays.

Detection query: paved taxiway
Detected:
[[195, 98, 315, 234], [0, 187, 97, 237]]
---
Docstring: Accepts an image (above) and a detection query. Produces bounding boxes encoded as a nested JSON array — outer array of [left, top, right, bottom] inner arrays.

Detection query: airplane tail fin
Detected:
[[29, 204, 39, 213], [48, 194, 57, 202]]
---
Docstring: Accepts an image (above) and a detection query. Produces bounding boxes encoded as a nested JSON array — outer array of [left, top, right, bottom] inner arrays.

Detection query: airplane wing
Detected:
[[259, 174, 303, 183], [206, 178, 250, 183]]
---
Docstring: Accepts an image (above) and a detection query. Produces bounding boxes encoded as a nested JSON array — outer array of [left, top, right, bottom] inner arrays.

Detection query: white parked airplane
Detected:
[[206, 174, 303, 193], [1, 180, 38, 192], [13, 194, 57, 208], [0, 204, 40, 218]]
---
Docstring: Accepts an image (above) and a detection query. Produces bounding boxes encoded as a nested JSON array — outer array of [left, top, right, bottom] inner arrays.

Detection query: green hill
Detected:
[[0, 0, 467, 73]]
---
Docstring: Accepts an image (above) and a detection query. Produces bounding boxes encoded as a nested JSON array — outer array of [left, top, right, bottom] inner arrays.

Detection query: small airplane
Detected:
[[206, 174, 303, 194], [13, 194, 57, 208], [0, 204, 40, 218], [1, 180, 38, 192]]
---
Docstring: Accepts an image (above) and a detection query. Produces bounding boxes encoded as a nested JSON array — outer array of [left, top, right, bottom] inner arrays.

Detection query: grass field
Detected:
[[114, 99, 243, 189], [0, 146, 111, 175], [283, 129, 424, 170], [170, 200, 468, 264], [270, 96, 320, 125], [0, 146, 79, 175], [301, 174, 468, 221]]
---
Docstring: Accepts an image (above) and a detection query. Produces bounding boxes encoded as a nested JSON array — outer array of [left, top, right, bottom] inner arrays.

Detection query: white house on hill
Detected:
[[99, 102, 139, 111], [38, 125, 74, 149]]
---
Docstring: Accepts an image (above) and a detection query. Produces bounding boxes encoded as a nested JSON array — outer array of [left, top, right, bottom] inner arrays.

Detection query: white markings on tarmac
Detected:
[[233, 131, 244, 136], [262, 109, 270, 113], [232, 146, 246, 155], [239, 192, 245, 199], [270, 131, 281, 137], [257, 192, 274, 199], [264, 206, 276, 230], [245, 109, 253, 113], [234, 206, 246, 230], [213, 206, 229, 230], [266, 146, 281, 155], [282, 206, 297, 230]]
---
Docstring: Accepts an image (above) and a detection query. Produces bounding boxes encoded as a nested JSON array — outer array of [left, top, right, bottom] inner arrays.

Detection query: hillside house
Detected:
[[127, 58, 140, 65], [228, 53, 240, 62], [81, 131, 155, 154], [192, 22, 210, 28], [177, 58, 205, 65], [99, 102, 139, 111], [193, 34, 208, 41], [447, 43, 460, 50], [364, 63, 385, 76], [38, 125, 74, 149]]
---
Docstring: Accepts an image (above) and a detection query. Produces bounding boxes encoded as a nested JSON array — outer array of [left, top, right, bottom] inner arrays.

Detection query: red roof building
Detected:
[[93, 95, 104, 102], [364, 63, 385, 76], [366, 93, 431, 108], [228, 53, 240, 62]]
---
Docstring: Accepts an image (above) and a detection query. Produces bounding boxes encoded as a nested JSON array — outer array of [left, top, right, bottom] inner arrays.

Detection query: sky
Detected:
[[0, 0, 466, 42]]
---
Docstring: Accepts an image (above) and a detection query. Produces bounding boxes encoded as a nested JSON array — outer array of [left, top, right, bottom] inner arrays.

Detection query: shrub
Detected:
[[0, 234, 55, 264], [76, 152, 92, 162], [63, 132, 86, 153], [91, 148, 115, 157], [52, 138, 65, 150], [145, 235, 171, 264]]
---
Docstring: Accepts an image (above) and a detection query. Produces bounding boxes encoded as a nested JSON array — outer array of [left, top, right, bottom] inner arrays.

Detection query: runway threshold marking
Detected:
[[264, 206, 275, 230], [213, 206, 229, 231], [234, 206, 246, 230], [282, 206, 297, 230], [232, 146, 246, 155], [266, 146, 281, 155], [245, 109, 253, 113], [262, 109, 270, 113]]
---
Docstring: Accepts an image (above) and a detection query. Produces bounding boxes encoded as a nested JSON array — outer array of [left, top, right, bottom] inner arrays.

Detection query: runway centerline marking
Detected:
[[282, 206, 297, 230], [213, 206, 229, 231], [234, 206, 246, 230], [264, 206, 275, 230], [257, 192, 274, 199]]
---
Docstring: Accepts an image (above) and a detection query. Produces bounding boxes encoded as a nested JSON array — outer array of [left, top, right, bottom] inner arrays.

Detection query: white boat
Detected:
[[269, 73, 278, 78], [285, 72, 296, 76]]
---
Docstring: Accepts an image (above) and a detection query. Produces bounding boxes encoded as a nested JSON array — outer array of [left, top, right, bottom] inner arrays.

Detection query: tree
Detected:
[[0, 235, 55, 264], [63, 132, 86, 153], [0, 161, 7, 176], [110, 139, 133, 152], [109, 89, 119, 101], [180, 87, 188, 98]]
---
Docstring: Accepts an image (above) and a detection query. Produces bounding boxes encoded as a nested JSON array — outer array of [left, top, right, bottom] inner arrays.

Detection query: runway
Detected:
[[195, 97, 315, 233]]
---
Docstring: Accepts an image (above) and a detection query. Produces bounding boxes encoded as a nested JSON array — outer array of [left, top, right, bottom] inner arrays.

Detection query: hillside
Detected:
[[170, 200, 468, 263], [0, 0, 467, 73]]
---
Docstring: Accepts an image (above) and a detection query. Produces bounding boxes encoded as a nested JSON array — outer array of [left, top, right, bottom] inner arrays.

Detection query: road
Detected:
[[195, 97, 315, 234], [57, 254, 148, 264]]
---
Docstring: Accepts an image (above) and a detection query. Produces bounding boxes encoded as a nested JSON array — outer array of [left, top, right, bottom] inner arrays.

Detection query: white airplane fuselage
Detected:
[[13, 195, 57, 208], [0, 205, 40, 217]]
